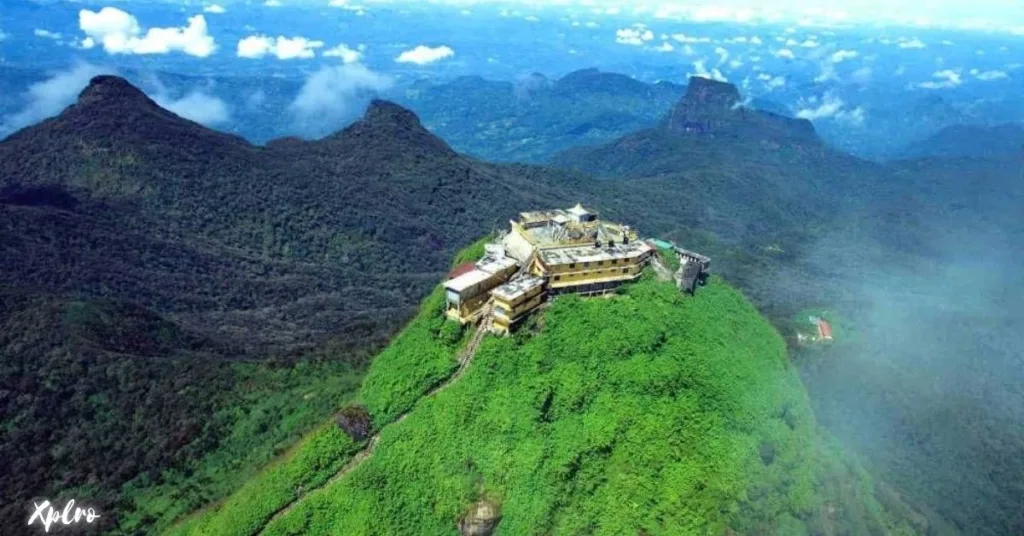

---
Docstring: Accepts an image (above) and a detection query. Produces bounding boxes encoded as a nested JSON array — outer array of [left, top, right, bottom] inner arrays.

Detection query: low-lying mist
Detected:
[[789, 172, 1024, 534]]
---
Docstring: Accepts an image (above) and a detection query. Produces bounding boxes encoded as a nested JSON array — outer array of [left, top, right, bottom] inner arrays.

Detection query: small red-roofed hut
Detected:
[[817, 319, 833, 341], [448, 262, 477, 279]]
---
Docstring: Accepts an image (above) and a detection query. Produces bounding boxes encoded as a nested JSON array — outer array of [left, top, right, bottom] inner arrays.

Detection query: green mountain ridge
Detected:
[[171, 274, 932, 536]]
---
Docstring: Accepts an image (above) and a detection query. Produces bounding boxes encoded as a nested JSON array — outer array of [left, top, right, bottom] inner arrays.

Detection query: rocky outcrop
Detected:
[[459, 500, 500, 536]]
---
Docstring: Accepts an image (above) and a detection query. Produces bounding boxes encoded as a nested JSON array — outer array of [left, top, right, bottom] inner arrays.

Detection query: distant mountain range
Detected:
[[394, 68, 687, 163], [895, 122, 1024, 160]]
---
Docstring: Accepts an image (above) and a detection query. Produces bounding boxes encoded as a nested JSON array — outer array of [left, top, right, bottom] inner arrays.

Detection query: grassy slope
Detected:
[[166, 285, 469, 536], [186, 274, 915, 536]]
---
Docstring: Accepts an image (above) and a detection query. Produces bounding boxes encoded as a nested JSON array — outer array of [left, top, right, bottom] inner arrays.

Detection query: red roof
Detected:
[[448, 262, 477, 279], [817, 320, 833, 340]]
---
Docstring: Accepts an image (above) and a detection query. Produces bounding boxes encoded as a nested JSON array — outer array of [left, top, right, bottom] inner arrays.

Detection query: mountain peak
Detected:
[[683, 76, 741, 108], [328, 99, 455, 156], [662, 77, 741, 134], [661, 76, 815, 140], [77, 75, 157, 109], [363, 99, 424, 130]]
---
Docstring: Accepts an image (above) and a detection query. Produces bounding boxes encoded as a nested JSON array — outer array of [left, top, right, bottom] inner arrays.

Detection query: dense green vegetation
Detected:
[[184, 276, 918, 536], [167, 285, 468, 535], [0, 77, 571, 532], [5, 73, 1024, 535], [0, 291, 367, 534]]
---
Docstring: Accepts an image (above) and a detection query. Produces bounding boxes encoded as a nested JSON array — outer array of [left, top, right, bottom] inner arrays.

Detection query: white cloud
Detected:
[[328, 0, 367, 15], [690, 59, 727, 82], [154, 90, 230, 126], [917, 69, 962, 89], [787, 38, 819, 48], [971, 68, 1008, 81], [814, 63, 838, 82], [323, 43, 363, 63], [852, 66, 872, 83], [750, 36, 763, 45], [0, 29, 8, 42], [714, 46, 730, 65], [78, 8, 216, 57], [34, 29, 63, 40], [616, 25, 655, 46], [898, 38, 927, 49], [289, 63, 393, 138], [203, 4, 226, 14], [831, 49, 858, 63], [395, 44, 455, 65], [653, 41, 674, 52], [1, 63, 116, 135], [758, 72, 786, 89], [795, 93, 864, 125], [237, 35, 324, 60], [264, 0, 282, 6], [774, 48, 795, 59], [671, 32, 711, 43]]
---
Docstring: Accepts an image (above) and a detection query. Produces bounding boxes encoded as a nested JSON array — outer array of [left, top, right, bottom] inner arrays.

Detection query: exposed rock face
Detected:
[[660, 75, 817, 141], [459, 500, 500, 536], [335, 405, 373, 441], [662, 76, 741, 133]]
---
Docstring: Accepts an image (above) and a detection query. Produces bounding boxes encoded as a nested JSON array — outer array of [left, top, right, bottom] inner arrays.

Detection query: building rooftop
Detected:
[[443, 255, 518, 293], [444, 269, 495, 293], [476, 256, 518, 274], [519, 209, 568, 224], [567, 203, 595, 217], [538, 240, 653, 267], [491, 275, 546, 302]]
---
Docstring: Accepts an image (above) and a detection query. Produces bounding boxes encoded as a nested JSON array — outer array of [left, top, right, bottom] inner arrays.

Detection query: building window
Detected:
[[622, 268, 628, 273], [554, 275, 561, 281], [583, 262, 590, 268], [612, 259, 619, 265], [597, 261, 604, 266], [569, 263, 576, 269]]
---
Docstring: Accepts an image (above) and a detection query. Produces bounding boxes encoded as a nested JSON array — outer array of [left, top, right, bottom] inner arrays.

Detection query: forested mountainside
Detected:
[[552, 76, 1024, 535], [0, 75, 580, 532], [172, 275, 935, 536], [3, 74, 839, 533], [396, 68, 686, 163], [894, 123, 1024, 160], [3, 73, 1022, 534]]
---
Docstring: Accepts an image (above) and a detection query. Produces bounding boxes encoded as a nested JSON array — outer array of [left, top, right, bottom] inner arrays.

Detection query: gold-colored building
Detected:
[[489, 275, 547, 335], [502, 203, 654, 295], [533, 241, 652, 294], [442, 203, 656, 335], [444, 255, 519, 324]]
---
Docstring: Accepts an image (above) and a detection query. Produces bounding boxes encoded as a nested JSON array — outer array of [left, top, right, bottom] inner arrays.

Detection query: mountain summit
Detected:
[[321, 98, 456, 156], [662, 76, 742, 132], [660, 76, 815, 140]]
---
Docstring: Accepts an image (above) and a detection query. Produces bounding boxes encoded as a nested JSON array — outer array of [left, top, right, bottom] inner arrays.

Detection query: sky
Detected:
[[2, 0, 1023, 154]]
